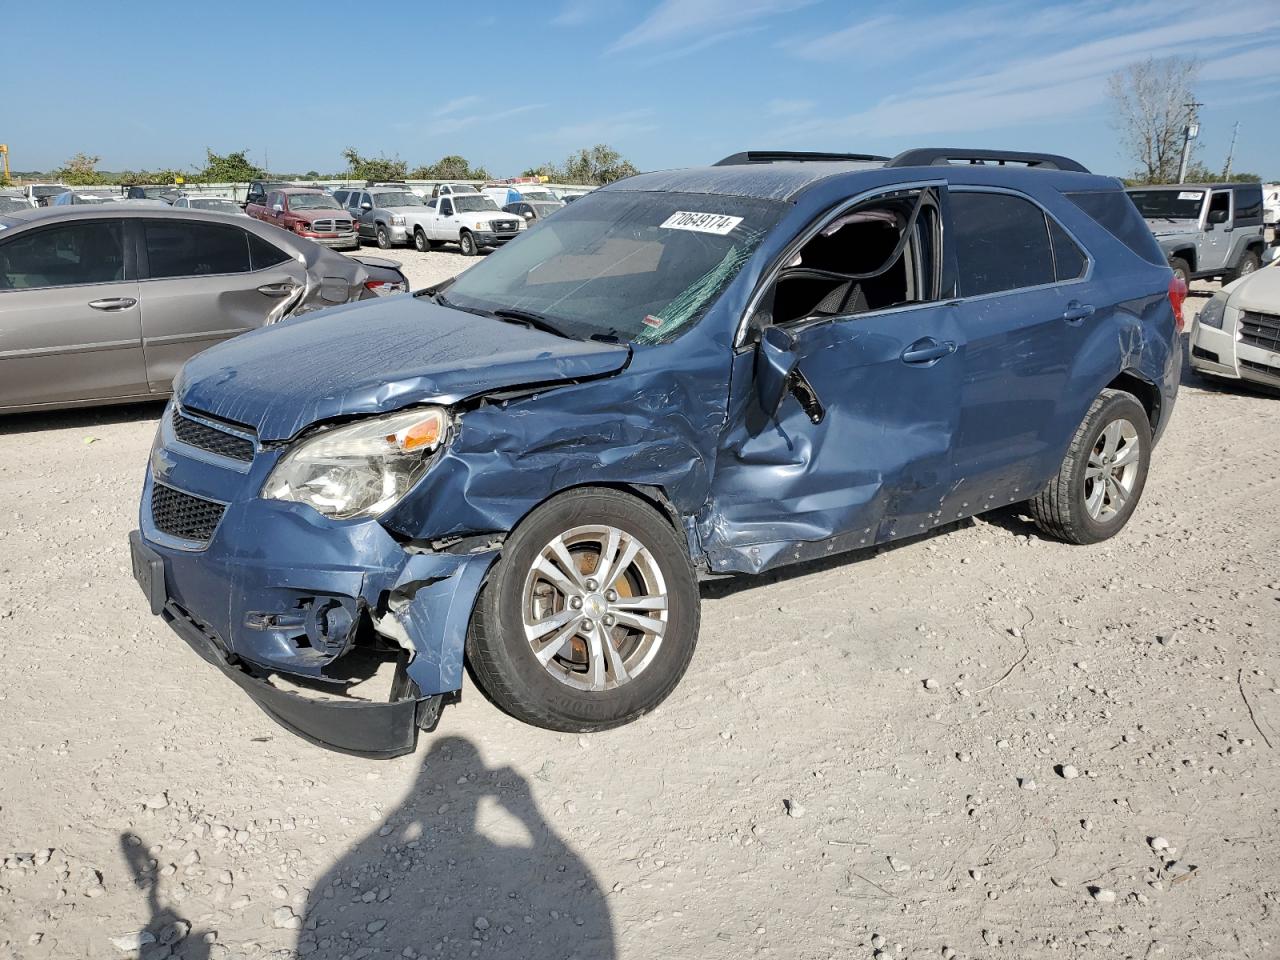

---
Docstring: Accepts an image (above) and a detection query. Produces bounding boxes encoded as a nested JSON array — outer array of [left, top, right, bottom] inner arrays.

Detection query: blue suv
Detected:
[[130, 148, 1184, 757]]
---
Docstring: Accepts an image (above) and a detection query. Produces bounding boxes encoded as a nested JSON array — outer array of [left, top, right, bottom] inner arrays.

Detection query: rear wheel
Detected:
[[413, 228, 429, 252], [466, 487, 700, 731], [1168, 257, 1191, 287], [458, 230, 478, 256], [1226, 249, 1261, 283], [1030, 389, 1152, 545]]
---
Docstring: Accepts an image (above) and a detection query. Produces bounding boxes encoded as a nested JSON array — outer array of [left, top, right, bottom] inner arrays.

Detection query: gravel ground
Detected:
[[1, 265, 1279, 960]]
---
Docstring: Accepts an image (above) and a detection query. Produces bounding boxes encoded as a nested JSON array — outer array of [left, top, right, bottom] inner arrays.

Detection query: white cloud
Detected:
[[546, 109, 659, 144], [430, 103, 545, 135], [434, 95, 483, 118], [611, 0, 814, 54], [766, 98, 814, 116], [553, 0, 612, 26]]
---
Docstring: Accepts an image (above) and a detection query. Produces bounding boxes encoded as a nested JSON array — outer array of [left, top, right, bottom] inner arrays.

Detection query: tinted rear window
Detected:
[[145, 221, 251, 278], [248, 232, 292, 270], [1066, 190, 1165, 266], [951, 192, 1055, 297], [1234, 187, 1263, 226]]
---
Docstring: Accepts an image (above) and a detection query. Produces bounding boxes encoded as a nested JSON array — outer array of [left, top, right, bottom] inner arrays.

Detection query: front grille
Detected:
[[1240, 358, 1280, 379], [310, 218, 354, 234], [1239, 311, 1280, 353], [151, 482, 226, 544], [494, 219, 519, 232], [172, 408, 254, 462]]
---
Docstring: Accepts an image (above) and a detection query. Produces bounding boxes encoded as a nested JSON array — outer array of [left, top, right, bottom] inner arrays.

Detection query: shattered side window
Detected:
[[442, 190, 787, 343]]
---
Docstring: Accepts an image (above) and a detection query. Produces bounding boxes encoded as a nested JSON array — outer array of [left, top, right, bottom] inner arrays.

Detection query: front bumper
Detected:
[[1189, 313, 1280, 388], [131, 413, 499, 756], [474, 230, 520, 248], [309, 232, 359, 250]]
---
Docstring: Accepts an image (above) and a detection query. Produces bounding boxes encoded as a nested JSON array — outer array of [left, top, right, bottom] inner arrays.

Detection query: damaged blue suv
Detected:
[[131, 148, 1184, 757]]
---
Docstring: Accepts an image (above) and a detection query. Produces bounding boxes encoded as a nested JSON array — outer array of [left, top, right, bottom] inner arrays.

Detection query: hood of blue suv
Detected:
[[176, 295, 631, 441]]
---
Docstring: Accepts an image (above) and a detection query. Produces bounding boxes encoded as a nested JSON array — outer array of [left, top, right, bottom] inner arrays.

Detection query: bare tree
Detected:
[[1107, 57, 1200, 183]]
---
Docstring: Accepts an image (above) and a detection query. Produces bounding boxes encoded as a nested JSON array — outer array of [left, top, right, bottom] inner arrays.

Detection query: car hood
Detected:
[[291, 208, 348, 222], [176, 296, 631, 441], [1229, 264, 1280, 314]]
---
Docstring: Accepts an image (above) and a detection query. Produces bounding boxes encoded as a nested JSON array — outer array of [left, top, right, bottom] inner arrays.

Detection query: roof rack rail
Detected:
[[713, 150, 889, 166], [886, 148, 1090, 174]]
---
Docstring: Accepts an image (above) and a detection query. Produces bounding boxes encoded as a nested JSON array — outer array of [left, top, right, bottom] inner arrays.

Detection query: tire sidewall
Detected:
[[376, 225, 390, 249], [414, 229, 428, 252], [475, 490, 699, 729], [1068, 394, 1152, 543], [459, 231, 477, 256]]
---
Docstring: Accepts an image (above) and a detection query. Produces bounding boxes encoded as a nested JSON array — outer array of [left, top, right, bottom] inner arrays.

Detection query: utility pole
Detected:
[[1222, 121, 1240, 180], [1177, 100, 1202, 183]]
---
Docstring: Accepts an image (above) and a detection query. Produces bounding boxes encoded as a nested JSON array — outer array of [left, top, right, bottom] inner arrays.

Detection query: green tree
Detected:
[[56, 152, 107, 186], [341, 147, 408, 182], [410, 155, 490, 181], [541, 145, 638, 186], [199, 149, 265, 183]]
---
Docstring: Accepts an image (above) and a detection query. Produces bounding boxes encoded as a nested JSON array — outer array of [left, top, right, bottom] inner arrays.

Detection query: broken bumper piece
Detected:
[[128, 515, 498, 758]]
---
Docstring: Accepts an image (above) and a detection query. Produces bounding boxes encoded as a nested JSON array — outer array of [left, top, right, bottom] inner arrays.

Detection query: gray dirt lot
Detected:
[[0, 250, 1278, 960]]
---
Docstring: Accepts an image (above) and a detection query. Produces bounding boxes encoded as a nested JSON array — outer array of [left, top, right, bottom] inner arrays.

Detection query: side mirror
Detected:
[[360, 202, 372, 211], [754, 324, 798, 417], [1263, 246, 1280, 266], [1207, 209, 1229, 225], [523, 211, 535, 220]]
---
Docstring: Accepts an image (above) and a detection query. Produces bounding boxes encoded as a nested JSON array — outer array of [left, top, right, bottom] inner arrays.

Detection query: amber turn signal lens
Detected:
[[395, 416, 443, 452]]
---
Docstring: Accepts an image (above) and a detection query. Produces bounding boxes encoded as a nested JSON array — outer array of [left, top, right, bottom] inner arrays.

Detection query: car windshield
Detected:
[[517, 190, 557, 202], [288, 193, 341, 210], [74, 195, 111, 204], [33, 186, 68, 198], [1127, 189, 1205, 220], [0, 198, 29, 213], [530, 202, 560, 216], [454, 195, 498, 213], [191, 199, 239, 211], [372, 191, 421, 208], [442, 190, 786, 344]]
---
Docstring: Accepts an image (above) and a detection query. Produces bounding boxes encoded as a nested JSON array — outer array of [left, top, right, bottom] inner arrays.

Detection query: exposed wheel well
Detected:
[[1169, 248, 1196, 270], [1107, 371, 1160, 430]]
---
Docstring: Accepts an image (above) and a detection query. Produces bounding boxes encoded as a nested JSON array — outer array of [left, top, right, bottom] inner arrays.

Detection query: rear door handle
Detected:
[[1063, 301, 1095, 323], [257, 282, 297, 297], [88, 297, 137, 311], [900, 337, 956, 365]]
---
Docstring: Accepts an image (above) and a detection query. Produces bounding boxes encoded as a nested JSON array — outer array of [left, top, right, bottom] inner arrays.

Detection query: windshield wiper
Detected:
[[491, 308, 574, 339]]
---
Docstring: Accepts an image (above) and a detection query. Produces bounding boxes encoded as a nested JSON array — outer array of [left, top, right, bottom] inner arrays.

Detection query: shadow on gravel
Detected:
[[0, 399, 166, 436], [297, 736, 615, 959], [120, 832, 211, 959]]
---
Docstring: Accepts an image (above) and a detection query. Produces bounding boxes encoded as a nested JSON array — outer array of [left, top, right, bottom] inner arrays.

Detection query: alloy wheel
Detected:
[[1084, 418, 1140, 522]]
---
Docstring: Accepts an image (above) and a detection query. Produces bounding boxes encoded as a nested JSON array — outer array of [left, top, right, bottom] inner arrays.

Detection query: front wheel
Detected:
[[465, 487, 700, 731], [376, 225, 392, 249], [1029, 389, 1152, 544], [458, 230, 478, 256]]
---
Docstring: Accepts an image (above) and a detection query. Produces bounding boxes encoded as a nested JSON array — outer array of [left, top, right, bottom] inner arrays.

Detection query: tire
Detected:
[[458, 230, 478, 257], [1168, 257, 1191, 287], [1226, 249, 1261, 283], [1030, 389, 1152, 545], [376, 224, 391, 250], [413, 228, 429, 252], [465, 487, 700, 732]]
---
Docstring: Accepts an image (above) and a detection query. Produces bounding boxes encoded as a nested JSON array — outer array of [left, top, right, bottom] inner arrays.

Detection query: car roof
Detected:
[[278, 187, 326, 195], [0, 205, 266, 227], [1127, 182, 1259, 192]]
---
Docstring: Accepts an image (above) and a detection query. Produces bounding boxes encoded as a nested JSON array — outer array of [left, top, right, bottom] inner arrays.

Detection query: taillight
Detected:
[[1168, 275, 1187, 333], [365, 280, 408, 296]]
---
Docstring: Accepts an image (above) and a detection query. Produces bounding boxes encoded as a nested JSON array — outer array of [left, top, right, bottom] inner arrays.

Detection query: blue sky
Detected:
[[8, 0, 1280, 179]]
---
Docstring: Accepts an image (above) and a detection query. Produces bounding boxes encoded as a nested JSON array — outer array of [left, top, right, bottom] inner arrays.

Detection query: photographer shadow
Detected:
[[298, 735, 615, 959]]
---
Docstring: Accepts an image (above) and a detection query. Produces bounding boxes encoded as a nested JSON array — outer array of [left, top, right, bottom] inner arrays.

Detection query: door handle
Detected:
[[88, 297, 137, 311], [257, 282, 297, 297], [1063, 301, 1095, 324], [900, 337, 956, 365]]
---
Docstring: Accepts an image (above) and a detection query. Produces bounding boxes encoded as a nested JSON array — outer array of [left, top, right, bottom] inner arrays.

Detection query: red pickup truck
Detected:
[[247, 188, 358, 250]]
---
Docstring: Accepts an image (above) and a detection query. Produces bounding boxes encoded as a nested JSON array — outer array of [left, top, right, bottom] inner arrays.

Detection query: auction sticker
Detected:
[[660, 211, 743, 235], [1177, 191, 1204, 201]]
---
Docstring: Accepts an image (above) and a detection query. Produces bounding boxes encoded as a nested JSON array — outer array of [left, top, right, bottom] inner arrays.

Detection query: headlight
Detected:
[[263, 407, 448, 519], [473, 221, 490, 231], [390, 215, 406, 226], [1198, 293, 1227, 330]]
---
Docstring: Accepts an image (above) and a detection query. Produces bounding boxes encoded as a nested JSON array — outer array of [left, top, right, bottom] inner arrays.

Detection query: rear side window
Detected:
[[1066, 190, 1165, 266], [950, 192, 1054, 296], [1047, 219, 1087, 281], [0, 220, 126, 289], [248, 232, 292, 270], [145, 221, 251, 279], [1234, 187, 1262, 226]]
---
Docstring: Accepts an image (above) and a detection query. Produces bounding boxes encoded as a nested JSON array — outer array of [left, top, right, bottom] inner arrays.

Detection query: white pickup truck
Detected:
[[408, 193, 524, 256]]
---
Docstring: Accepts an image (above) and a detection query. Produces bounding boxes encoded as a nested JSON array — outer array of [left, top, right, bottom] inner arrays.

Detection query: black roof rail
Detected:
[[714, 150, 889, 166], [887, 148, 1090, 174]]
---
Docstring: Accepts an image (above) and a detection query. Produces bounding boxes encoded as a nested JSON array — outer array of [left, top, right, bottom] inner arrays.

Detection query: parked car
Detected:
[[413, 194, 521, 255], [1189, 246, 1280, 388], [126, 186, 176, 203], [481, 184, 560, 209], [246, 188, 358, 251], [171, 195, 247, 215], [504, 199, 562, 224], [129, 147, 1183, 757], [242, 180, 310, 211], [22, 184, 70, 207], [333, 187, 424, 249], [1126, 182, 1267, 284], [0, 206, 407, 414], [51, 191, 114, 205], [430, 183, 480, 199], [0, 191, 35, 214], [1264, 184, 1279, 227]]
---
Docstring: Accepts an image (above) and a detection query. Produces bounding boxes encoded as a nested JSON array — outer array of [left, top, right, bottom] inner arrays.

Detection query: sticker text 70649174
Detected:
[[660, 211, 744, 236]]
